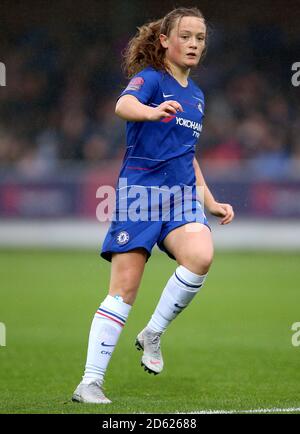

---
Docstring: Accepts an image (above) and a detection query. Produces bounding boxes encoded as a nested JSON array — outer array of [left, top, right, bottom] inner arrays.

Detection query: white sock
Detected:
[[82, 295, 132, 385], [147, 266, 207, 333]]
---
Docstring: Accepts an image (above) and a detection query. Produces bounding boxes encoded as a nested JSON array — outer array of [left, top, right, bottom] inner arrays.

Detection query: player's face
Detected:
[[161, 16, 206, 70]]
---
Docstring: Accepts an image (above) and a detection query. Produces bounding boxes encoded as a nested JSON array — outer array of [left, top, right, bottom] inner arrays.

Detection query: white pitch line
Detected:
[[176, 408, 300, 414]]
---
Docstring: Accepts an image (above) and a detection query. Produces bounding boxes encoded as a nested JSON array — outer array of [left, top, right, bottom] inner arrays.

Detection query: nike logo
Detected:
[[174, 303, 185, 309], [163, 93, 174, 98], [173, 303, 186, 314], [101, 342, 115, 347], [150, 360, 161, 365]]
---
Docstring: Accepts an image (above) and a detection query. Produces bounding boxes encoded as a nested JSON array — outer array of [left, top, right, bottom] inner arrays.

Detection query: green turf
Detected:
[[0, 249, 300, 414]]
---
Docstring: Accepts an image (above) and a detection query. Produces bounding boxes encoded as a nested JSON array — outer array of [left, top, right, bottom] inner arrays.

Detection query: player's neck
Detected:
[[165, 61, 190, 88]]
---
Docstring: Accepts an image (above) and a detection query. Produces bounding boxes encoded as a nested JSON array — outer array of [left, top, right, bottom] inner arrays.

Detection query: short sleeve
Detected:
[[117, 68, 159, 105]]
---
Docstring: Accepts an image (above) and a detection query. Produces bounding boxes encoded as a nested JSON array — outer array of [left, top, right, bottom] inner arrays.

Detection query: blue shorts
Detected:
[[101, 193, 210, 262]]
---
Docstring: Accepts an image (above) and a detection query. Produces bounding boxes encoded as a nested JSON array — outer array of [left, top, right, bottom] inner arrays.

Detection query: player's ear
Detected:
[[159, 34, 169, 49]]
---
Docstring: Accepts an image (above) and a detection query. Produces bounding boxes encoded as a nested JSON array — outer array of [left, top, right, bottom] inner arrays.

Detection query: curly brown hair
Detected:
[[122, 7, 207, 78]]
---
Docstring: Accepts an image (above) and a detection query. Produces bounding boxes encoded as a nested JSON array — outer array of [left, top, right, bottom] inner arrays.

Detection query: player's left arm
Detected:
[[193, 157, 235, 225]]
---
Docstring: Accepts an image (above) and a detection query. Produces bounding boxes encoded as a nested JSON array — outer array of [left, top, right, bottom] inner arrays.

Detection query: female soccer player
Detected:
[[72, 6, 234, 404]]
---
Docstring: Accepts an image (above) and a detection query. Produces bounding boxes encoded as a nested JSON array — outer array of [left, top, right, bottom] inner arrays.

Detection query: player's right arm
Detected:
[[115, 95, 183, 122]]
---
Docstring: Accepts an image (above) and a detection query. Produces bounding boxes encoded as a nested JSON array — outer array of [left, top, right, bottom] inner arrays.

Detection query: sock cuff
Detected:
[[175, 265, 207, 288], [101, 295, 132, 318]]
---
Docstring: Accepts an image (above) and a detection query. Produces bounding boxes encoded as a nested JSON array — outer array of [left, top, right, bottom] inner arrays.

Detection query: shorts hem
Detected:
[[100, 246, 152, 263]]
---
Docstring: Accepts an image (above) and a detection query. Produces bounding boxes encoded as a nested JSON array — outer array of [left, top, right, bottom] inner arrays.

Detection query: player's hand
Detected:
[[208, 202, 235, 225], [148, 100, 183, 121]]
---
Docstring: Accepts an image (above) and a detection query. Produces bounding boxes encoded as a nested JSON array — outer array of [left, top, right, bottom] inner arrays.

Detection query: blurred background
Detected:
[[0, 0, 300, 249], [1, 2, 300, 415]]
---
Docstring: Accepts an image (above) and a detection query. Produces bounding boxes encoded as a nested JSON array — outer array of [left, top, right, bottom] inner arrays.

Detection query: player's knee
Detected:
[[109, 279, 140, 305], [200, 251, 214, 273], [181, 250, 214, 275]]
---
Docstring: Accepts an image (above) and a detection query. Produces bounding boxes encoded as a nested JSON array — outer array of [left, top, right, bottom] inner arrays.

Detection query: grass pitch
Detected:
[[0, 249, 300, 414]]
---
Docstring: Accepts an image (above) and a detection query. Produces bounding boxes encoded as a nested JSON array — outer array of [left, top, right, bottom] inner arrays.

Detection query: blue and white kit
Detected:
[[101, 66, 210, 262]]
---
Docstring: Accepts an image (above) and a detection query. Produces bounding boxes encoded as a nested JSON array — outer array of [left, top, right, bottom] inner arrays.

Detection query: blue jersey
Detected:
[[101, 67, 209, 263], [117, 66, 205, 189]]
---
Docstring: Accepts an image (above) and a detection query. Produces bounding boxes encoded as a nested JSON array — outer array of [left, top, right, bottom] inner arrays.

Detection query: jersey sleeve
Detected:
[[117, 68, 159, 105]]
